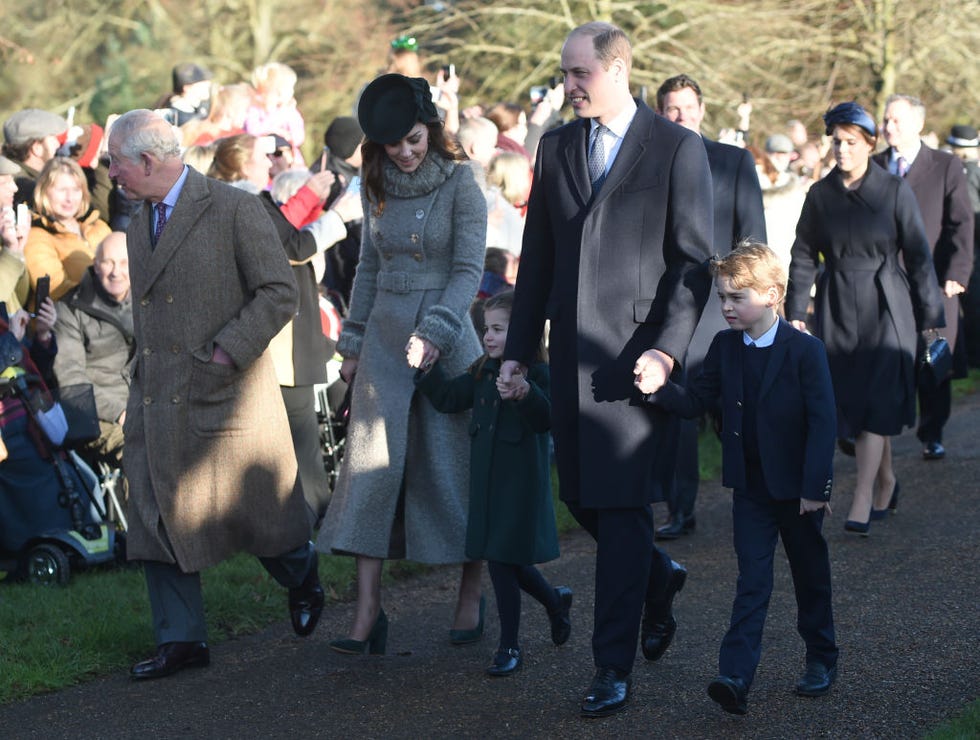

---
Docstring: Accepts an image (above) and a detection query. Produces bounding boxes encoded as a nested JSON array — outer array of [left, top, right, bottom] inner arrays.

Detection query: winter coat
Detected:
[[53, 267, 134, 423], [416, 358, 558, 565], [786, 161, 945, 437], [25, 211, 111, 301], [123, 167, 308, 572], [318, 154, 486, 563]]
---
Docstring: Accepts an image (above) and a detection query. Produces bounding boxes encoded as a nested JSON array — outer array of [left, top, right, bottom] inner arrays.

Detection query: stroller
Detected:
[[0, 331, 121, 586]]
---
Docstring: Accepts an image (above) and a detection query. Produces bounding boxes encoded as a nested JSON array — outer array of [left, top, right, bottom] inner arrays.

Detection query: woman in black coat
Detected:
[[785, 102, 945, 534]]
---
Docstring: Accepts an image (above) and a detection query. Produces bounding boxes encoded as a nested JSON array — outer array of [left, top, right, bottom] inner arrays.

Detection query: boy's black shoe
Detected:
[[581, 667, 631, 717], [641, 560, 686, 661], [654, 513, 696, 540], [707, 675, 748, 715], [795, 662, 837, 697]]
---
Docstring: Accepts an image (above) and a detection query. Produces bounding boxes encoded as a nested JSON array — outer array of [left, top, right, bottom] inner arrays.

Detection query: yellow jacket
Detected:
[[25, 211, 111, 301]]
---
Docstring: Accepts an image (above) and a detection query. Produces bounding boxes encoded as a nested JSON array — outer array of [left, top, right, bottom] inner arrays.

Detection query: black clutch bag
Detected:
[[921, 335, 952, 383]]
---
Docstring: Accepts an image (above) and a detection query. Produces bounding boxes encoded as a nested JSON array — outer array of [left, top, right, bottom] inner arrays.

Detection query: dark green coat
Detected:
[[416, 358, 558, 565]]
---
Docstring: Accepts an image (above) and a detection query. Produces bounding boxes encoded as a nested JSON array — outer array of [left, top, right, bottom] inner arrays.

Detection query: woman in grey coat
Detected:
[[318, 74, 487, 654]]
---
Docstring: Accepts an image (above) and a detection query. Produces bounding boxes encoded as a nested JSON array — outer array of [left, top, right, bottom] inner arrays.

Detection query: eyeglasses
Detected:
[[391, 35, 419, 52]]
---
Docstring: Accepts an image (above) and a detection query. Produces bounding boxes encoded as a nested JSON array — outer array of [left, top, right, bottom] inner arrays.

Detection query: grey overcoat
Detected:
[[123, 167, 309, 572], [319, 155, 485, 563]]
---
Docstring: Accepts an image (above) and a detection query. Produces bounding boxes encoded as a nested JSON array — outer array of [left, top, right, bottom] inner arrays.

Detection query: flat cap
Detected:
[[3, 109, 68, 146]]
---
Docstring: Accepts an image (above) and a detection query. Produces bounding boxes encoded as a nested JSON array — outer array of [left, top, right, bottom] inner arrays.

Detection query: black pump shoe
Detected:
[[486, 647, 522, 677]]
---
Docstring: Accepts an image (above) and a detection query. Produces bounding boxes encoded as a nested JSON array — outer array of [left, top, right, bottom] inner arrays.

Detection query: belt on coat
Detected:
[[826, 255, 893, 271], [376, 271, 449, 294]]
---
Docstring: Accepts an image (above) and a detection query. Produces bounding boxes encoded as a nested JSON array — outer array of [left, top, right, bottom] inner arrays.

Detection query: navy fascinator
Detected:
[[823, 102, 877, 138]]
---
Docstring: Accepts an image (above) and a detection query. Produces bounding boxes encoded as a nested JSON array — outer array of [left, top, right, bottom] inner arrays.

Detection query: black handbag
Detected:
[[920, 335, 952, 383]]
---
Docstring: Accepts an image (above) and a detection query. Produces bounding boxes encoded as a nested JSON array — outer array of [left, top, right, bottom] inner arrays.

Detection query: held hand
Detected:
[[790, 319, 808, 333], [944, 280, 965, 298], [498, 360, 528, 394], [405, 335, 440, 370], [633, 349, 673, 395], [304, 170, 336, 200], [800, 498, 832, 516], [332, 188, 363, 223], [33, 297, 57, 343], [340, 357, 359, 383], [496, 371, 529, 401]]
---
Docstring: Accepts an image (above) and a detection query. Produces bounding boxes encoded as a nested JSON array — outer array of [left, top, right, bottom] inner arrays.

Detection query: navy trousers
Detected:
[[566, 503, 671, 673], [719, 492, 838, 687]]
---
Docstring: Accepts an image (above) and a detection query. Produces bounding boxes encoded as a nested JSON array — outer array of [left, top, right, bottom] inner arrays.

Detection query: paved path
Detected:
[[2, 397, 978, 739]]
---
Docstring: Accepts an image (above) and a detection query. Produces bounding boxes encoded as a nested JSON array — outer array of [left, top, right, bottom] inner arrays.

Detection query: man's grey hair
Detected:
[[885, 94, 926, 124], [111, 109, 181, 162], [457, 116, 498, 151]]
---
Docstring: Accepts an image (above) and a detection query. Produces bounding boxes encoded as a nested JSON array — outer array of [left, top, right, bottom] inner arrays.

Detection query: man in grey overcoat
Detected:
[[501, 23, 714, 717], [107, 110, 324, 680]]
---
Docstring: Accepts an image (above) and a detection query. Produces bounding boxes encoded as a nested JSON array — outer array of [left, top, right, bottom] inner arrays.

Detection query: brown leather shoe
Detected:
[[130, 641, 210, 680]]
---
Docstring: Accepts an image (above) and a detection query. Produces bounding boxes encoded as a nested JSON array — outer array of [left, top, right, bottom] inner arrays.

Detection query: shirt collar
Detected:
[[155, 165, 189, 212], [590, 99, 638, 141], [891, 140, 922, 166], [743, 317, 779, 347]]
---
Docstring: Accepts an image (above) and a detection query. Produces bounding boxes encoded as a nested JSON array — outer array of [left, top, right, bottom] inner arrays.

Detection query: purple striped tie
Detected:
[[152, 202, 168, 246]]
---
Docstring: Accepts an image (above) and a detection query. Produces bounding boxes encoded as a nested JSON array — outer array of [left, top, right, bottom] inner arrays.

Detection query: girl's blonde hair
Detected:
[[251, 62, 297, 95], [486, 152, 531, 207], [710, 240, 788, 302], [34, 157, 90, 220]]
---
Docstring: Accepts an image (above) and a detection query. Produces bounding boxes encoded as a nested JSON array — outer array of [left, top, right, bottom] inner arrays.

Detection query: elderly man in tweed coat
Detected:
[[107, 110, 324, 680]]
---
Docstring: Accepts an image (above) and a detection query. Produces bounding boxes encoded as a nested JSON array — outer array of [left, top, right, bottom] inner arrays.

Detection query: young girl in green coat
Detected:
[[416, 290, 572, 676]]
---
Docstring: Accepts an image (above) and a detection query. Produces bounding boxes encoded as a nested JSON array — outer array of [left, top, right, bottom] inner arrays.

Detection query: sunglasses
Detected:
[[391, 35, 419, 52], [269, 150, 288, 158]]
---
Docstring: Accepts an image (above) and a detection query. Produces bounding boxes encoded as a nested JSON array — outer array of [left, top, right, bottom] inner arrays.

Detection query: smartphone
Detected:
[[442, 63, 455, 78], [530, 86, 548, 103], [33, 275, 49, 317], [16, 203, 29, 229]]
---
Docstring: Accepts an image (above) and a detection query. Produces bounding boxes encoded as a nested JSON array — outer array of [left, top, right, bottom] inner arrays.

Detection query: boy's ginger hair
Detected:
[[710, 240, 788, 303]]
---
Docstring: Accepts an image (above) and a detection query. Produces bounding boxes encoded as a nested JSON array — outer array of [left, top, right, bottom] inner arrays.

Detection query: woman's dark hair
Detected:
[[362, 120, 464, 215], [469, 289, 547, 376]]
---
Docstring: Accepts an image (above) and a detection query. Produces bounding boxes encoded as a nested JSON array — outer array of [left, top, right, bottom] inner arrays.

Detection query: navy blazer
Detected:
[[650, 319, 836, 502]]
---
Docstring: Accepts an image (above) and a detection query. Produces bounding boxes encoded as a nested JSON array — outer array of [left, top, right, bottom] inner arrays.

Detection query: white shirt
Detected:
[[589, 99, 638, 180], [743, 317, 779, 348], [154, 165, 190, 219], [888, 140, 922, 176]]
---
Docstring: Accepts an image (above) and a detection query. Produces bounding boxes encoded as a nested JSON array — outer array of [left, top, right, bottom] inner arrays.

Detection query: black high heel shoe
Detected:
[[870, 480, 900, 521], [844, 519, 870, 536], [329, 609, 388, 655], [449, 596, 485, 645]]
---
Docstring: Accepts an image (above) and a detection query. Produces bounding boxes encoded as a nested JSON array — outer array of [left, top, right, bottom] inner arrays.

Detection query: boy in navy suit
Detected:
[[647, 242, 838, 715]]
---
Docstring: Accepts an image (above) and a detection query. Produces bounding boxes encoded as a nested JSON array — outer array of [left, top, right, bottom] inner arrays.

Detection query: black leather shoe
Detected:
[[581, 667, 631, 717], [923, 441, 945, 460], [795, 661, 837, 697], [655, 513, 696, 541], [289, 558, 325, 637], [486, 647, 522, 677], [707, 675, 748, 715], [641, 560, 687, 661], [548, 586, 573, 646], [131, 641, 210, 680]]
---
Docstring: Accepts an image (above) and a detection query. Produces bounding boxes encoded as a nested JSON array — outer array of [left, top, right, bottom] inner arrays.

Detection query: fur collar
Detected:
[[383, 154, 457, 199]]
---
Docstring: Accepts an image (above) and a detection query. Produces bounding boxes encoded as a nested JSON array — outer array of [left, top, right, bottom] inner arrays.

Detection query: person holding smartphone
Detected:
[[0, 156, 31, 313]]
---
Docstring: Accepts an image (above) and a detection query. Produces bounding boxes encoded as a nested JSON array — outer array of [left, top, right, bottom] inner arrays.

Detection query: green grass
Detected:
[[926, 698, 980, 739], [951, 367, 980, 399]]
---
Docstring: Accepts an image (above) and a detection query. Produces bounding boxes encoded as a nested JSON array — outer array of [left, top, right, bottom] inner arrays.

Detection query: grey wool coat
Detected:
[[123, 167, 310, 572], [319, 155, 486, 563]]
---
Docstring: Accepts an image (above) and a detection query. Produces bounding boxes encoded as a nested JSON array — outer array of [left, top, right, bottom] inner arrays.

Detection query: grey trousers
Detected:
[[143, 540, 315, 645]]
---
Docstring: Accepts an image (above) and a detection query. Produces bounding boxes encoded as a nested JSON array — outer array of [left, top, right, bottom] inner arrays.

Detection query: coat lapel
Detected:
[[136, 168, 212, 298], [561, 118, 592, 206], [589, 102, 654, 209], [758, 319, 791, 399]]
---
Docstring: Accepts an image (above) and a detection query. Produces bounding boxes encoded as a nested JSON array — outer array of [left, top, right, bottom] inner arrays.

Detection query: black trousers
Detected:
[[565, 502, 671, 673]]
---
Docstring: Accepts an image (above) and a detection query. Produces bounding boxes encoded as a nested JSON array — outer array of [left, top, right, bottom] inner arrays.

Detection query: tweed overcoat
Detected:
[[416, 359, 559, 565], [786, 162, 945, 436], [504, 102, 714, 508], [318, 156, 485, 563], [123, 167, 308, 572]]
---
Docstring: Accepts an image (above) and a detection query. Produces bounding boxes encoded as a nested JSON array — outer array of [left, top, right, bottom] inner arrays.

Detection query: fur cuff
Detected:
[[337, 321, 365, 358], [415, 305, 462, 356]]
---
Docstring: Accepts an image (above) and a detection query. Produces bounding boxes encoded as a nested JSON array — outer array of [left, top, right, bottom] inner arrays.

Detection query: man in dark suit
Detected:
[[107, 110, 324, 680], [500, 23, 713, 717], [874, 94, 975, 460], [654, 74, 767, 540]]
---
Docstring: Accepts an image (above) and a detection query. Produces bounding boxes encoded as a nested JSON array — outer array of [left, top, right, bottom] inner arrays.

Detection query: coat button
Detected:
[[143, 347, 152, 356], [733, 431, 740, 437], [143, 396, 152, 405], [736, 400, 742, 408], [410, 233, 419, 243], [171, 395, 180, 404], [171, 345, 180, 354], [415, 209, 424, 219], [383, 253, 392, 260], [140, 297, 150, 306], [413, 253, 423, 261], [165, 294, 174, 304]]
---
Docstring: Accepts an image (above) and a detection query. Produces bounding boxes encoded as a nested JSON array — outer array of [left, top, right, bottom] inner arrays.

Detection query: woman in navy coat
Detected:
[[785, 102, 945, 532]]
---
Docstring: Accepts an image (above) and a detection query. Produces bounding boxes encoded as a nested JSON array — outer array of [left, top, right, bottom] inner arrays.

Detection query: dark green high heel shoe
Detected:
[[329, 609, 388, 655], [449, 595, 485, 645]]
